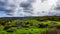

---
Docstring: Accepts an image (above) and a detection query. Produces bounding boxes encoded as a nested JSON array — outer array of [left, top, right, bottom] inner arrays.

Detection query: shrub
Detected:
[[37, 24, 48, 28]]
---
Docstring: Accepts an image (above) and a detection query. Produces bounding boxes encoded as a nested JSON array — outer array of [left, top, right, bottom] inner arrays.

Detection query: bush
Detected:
[[37, 23, 48, 28]]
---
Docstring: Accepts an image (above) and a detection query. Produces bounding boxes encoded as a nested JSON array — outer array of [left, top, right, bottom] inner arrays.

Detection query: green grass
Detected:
[[0, 27, 54, 34]]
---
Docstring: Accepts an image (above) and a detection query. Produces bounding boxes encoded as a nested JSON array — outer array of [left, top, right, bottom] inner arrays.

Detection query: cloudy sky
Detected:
[[0, 0, 60, 17]]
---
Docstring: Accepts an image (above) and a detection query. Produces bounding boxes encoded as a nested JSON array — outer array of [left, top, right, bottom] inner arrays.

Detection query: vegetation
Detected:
[[0, 16, 60, 34]]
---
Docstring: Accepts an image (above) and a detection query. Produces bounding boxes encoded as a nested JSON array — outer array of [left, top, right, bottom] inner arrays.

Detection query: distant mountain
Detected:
[[0, 17, 32, 20]]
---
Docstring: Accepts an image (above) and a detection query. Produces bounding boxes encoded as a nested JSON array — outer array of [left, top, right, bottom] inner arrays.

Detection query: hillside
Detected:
[[0, 16, 60, 34]]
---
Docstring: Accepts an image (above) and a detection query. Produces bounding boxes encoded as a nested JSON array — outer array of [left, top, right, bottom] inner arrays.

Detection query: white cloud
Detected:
[[32, 0, 58, 15]]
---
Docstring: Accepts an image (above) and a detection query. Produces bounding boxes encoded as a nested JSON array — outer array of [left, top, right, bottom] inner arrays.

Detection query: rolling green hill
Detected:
[[0, 16, 60, 34]]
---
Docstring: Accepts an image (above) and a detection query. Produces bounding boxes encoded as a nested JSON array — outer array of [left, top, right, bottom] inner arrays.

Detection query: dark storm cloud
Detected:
[[0, 1, 5, 6], [48, 12, 56, 16], [20, 2, 31, 9], [41, 0, 47, 2], [20, 1, 34, 16], [0, 0, 6, 11], [54, 5, 60, 10], [0, 0, 16, 16], [0, 7, 5, 11]]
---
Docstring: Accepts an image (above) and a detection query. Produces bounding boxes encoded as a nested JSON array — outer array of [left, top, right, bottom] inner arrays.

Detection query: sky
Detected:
[[0, 0, 60, 17]]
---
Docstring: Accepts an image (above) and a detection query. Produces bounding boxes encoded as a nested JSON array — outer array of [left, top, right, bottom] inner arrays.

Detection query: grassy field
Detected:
[[0, 16, 60, 34]]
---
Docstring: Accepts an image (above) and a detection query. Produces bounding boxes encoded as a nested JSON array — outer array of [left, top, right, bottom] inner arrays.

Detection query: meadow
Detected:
[[0, 16, 60, 34]]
